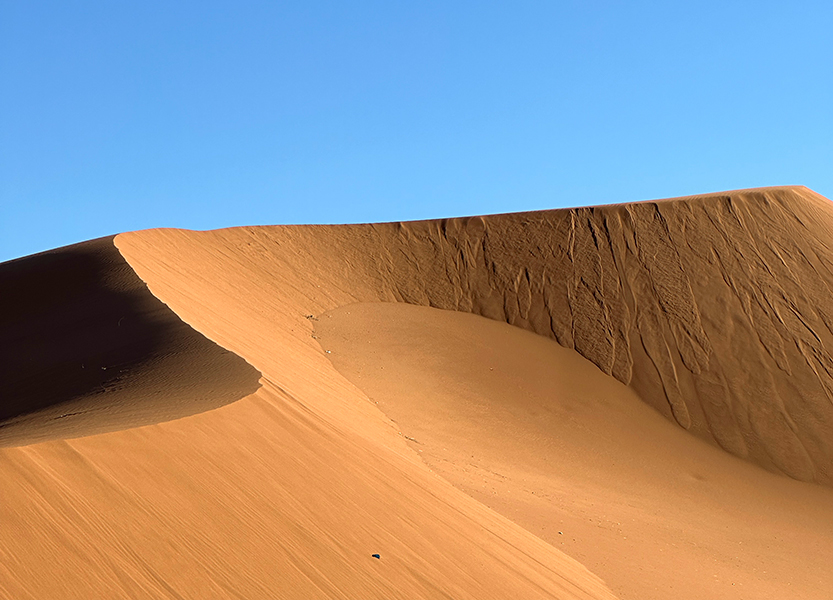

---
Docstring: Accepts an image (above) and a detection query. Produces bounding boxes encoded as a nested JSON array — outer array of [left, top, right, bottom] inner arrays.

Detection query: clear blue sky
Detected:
[[2, 1, 831, 262]]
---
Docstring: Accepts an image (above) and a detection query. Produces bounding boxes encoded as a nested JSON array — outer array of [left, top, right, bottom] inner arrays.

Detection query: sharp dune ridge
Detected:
[[134, 184, 833, 482], [0, 185, 831, 599], [0, 236, 261, 446]]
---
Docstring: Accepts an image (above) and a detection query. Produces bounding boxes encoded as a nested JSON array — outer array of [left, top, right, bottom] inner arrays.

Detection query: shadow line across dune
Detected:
[[0, 236, 261, 446]]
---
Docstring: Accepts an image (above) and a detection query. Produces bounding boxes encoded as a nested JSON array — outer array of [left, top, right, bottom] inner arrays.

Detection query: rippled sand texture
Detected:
[[1, 186, 831, 599]]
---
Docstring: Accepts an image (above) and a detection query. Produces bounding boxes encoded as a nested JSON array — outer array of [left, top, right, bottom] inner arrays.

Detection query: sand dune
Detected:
[[0, 185, 831, 598], [130, 186, 833, 483], [316, 302, 833, 600], [0, 236, 260, 446]]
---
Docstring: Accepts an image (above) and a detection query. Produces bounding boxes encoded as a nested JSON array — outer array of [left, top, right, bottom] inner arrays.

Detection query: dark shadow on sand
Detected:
[[0, 237, 261, 445]]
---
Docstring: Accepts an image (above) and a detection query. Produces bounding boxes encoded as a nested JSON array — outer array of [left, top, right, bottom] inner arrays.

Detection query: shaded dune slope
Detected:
[[0, 228, 619, 597], [122, 185, 833, 484], [0, 236, 261, 446], [367, 185, 833, 484], [1, 186, 830, 598]]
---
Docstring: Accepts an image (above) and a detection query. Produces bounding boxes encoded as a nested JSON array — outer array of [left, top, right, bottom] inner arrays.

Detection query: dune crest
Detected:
[[0, 236, 261, 445], [123, 186, 833, 483], [0, 211, 623, 598], [1, 186, 830, 598], [351, 185, 833, 483]]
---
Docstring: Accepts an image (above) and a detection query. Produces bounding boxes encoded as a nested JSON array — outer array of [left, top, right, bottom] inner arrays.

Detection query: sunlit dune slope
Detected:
[[1, 185, 831, 599], [123, 185, 833, 484], [0, 383, 614, 599], [315, 302, 833, 600], [0, 236, 260, 446], [0, 230, 620, 597]]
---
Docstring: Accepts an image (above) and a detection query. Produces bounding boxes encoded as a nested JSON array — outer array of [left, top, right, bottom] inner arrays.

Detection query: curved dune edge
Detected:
[[315, 302, 833, 600], [0, 236, 621, 596], [105, 186, 833, 598], [106, 230, 621, 599], [0, 236, 261, 446], [124, 185, 833, 484], [2, 186, 829, 598]]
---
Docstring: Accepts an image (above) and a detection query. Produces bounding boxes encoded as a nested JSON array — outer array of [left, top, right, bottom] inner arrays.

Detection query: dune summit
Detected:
[[0, 185, 831, 599], [126, 185, 833, 483]]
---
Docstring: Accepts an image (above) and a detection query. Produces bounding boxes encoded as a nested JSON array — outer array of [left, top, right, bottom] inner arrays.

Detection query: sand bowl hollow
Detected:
[[0, 185, 831, 599]]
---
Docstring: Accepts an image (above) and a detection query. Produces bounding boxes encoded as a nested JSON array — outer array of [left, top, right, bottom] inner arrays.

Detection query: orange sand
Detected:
[[316, 302, 833, 600], [0, 186, 831, 598]]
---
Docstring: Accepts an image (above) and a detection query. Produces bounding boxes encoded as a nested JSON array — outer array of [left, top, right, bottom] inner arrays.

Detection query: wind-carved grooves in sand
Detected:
[[356, 187, 833, 483], [21, 187, 830, 483], [0, 237, 261, 446]]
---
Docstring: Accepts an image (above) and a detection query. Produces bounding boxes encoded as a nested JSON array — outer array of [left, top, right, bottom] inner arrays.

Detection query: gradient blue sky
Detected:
[[2, 1, 831, 261]]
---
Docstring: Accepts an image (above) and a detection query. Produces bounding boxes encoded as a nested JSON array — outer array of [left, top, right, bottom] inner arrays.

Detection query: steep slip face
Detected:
[[109, 232, 619, 599], [347, 186, 833, 483], [99, 187, 831, 597], [114, 187, 833, 484], [2, 236, 616, 598], [0, 236, 261, 445]]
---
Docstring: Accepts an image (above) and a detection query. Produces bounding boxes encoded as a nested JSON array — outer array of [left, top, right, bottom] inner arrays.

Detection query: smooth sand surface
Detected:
[[0, 185, 831, 598], [316, 302, 833, 600]]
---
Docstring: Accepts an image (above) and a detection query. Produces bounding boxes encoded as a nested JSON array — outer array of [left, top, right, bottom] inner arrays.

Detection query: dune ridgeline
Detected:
[[1, 186, 831, 599]]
